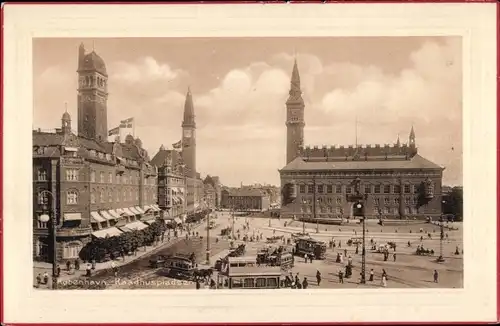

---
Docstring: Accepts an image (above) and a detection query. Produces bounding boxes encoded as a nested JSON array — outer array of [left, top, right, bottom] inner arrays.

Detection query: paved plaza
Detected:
[[37, 211, 463, 290]]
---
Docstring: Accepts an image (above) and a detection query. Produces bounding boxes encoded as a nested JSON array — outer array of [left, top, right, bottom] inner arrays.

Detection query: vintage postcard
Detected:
[[2, 2, 497, 324]]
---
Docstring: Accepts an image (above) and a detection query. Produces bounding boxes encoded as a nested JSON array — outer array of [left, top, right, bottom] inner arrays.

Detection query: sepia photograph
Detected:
[[32, 36, 463, 290], [2, 2, 497, 324]]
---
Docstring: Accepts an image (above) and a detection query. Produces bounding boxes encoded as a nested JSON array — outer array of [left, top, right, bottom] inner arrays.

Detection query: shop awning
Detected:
[[64, 213, 82, 221], [135, 206, 145, 214], [122, 208, 135, 216], [100, 210, 115, 221], [91, 211, 106, 223], [143, 219, 157, 225], [174, 217, 182, 224], [143, 205, 155, 213], [92, 227, 123, 238], [108, 209, 121, 219], [129, 207, 142, 215], [124, 221, 148, 231], [117, 226, 133, 233], [151, 204, 161, 212]]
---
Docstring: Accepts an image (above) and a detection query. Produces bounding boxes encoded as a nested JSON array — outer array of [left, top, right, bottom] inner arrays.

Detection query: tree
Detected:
[[443, 187, 463, 221]]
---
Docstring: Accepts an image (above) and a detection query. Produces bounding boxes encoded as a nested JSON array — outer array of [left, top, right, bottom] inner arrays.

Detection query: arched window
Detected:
[[67, 190, 78, 205], [108, 190, 113, 203], [90, 191, 96, 204], [37, 191, 48, 205], [100, 190, 105, 203]]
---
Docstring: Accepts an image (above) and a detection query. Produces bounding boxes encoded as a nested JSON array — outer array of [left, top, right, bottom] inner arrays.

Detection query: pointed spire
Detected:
[[291, 58, 300, 89], [410, 125, 415, 138], [287, 58, 303, 105], [160, 144, 165, 151], [396, 134, 401, 147], [182, 86, 196, 128]]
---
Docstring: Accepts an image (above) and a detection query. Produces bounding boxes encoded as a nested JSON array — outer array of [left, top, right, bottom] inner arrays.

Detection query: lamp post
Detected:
[[359, 203, 366, 284], [301, 198, 307, 233], [39, 190, 58, 290], [437, 200, 446, 262], [205, 199, 211, 265], [312, 175, 319, 233]]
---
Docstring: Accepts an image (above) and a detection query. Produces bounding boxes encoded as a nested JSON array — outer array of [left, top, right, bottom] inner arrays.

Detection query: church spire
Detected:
[[182, 87, 195, 128], [409, 125, 416, 148], [396, 134, 401, 147], [286, 58, 304, 105]]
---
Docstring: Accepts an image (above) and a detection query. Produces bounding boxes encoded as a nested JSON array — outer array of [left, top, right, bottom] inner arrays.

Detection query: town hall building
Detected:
[[279, 60, 444, 221]]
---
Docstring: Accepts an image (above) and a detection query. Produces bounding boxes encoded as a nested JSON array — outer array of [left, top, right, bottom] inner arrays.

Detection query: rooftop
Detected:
[[280, 154, 443, 172]]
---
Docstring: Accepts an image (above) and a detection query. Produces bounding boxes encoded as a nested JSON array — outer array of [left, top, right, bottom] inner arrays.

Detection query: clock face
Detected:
[[184, 129, 192, 138]]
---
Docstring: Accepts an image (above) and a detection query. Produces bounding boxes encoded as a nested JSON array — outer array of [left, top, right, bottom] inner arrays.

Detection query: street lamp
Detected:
[[301, 198, 307, 234], [38, 190, 58, 290], [437, 200, 446, 263], [205, 199, 211, 265], [353, 201, 366, 284]]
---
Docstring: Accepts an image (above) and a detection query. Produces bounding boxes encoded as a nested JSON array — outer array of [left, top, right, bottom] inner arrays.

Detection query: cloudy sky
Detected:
[[33, 37, 462, 187]]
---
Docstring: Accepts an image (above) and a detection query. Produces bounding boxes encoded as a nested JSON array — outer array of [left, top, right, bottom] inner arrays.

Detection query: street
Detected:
[[55, 212, 463, 289]]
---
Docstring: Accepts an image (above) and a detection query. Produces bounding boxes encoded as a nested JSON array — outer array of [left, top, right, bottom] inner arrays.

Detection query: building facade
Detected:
[[33, 45, 161, 263], [279, 60, 444, 220], [221, 188, 271, 212], [203, 182, 217, 210], [152, 146, 187, 223]]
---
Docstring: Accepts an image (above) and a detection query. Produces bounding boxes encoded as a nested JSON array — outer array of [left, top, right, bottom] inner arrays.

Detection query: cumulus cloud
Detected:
[[110, 57, 184, 84], [33, 38, 462, 186]]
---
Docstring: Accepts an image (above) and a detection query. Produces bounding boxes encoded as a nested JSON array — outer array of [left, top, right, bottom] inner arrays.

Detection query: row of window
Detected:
[[298, 184, 417, 195], [300, 206, 419, 215], [300, 196, 418, 205], [37, 189, 157, 206], [36, 169, 156, 186]]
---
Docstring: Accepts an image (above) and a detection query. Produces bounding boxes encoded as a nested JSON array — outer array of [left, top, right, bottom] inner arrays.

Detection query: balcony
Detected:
[[56, 226, 92, 237]]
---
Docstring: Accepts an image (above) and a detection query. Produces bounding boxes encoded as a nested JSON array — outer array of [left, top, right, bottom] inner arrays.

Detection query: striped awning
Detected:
[[108, 209, 121, 219], [143, 219, 157, 225], [129, 207, 142, 215], [135, 206, 145, 214], [91, 211, 106, 223], [122, 208, 135, 216], [143, 205, 154, 213], [92, 227, 123, 238], [124, 221, 148, 231], [100, 210, 115, 221], [64, 213, 82, 221]]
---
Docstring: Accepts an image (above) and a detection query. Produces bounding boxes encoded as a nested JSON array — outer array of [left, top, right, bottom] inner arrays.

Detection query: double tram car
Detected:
[[294, 237, 327, 260]]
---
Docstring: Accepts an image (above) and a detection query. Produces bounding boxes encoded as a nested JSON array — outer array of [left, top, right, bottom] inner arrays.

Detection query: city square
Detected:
[[31, 37, 463, 290]]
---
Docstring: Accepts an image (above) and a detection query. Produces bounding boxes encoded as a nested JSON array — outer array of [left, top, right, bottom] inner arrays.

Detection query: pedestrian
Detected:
[[66, 260, 71, 272], [348, 255, 353, 266], [43, 272, 49, 285], [295, 273, 300, 286], [316, 270, 322, 286], [304, 253, 308, 263], [36, 273, 42, 287], [111, 261, 118, 277], [92, 259, 96, 270], [339, 270, 344, 284], [355, 246, 359, 255], [196, 279, 201, 290], [393, 244, 397, 252], [433, 270, 439, 283], [74, 259, 80, 270], [393, 253, 397, 262], [344, 249, 347, 257], [309, 255, 313, 263], [302, 277, 308, 289], [339, 241, 342, 248], [56, 264, 61, 277], [86, 263, 92, 277], [381, 275, 387, 287], [369, 269, 374, 282]]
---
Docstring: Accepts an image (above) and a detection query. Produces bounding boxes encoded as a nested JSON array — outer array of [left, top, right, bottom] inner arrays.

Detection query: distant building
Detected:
[[279, 59, 444, 220], [33, 45, 160, 263], [203, 182, 217, 209], [221, 188, 271, 212], [204, 175, 222, 208]]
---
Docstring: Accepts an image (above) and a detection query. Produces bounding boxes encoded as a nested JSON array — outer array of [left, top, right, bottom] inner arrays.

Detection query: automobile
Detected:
[[149, 255, 168, 268]]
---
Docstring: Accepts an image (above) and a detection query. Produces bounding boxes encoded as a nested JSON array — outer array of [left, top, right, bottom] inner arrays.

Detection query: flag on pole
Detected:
[[108, 126, 120, 136], [120, 117, 134, 128], [172, 140, 182, 149]]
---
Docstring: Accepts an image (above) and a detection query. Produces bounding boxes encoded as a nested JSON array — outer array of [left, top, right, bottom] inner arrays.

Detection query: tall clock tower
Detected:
[[286, 59, 305, 164], [182, 87, 196, 178], [77, 43, 109, 142]]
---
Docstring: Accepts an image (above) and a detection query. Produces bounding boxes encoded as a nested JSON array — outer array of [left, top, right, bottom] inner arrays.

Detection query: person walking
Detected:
[[393, 253, 397, 262], [433, 270, 439, 283], [74, 259, 80, 271], [56, 264, 61, 277], [338, 270, 344, 284], [316, 270, 322, 286], [381, 274, 387, 287], [43, 272, 49, 285], [66, 260, 71, 272], [304, 253, 308, 263], [344, 249, 347, 257], [36, 273, 42, 287], [369, 269, 374, 282]]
